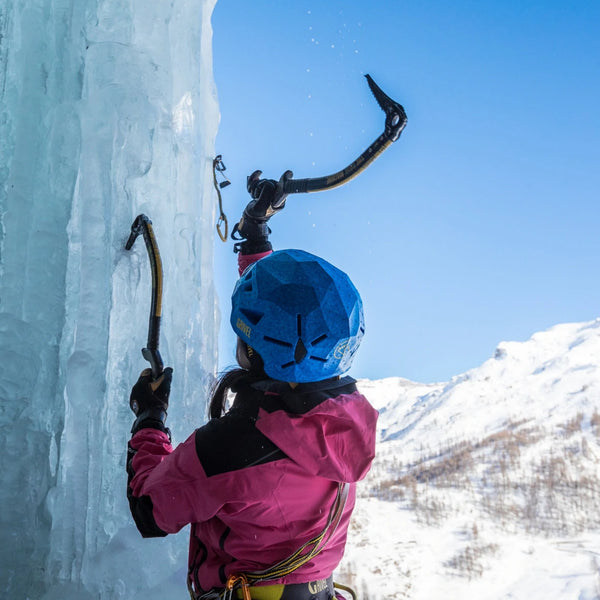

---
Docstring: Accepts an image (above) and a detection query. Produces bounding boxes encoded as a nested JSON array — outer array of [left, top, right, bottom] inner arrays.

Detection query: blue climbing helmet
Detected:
[[230, 249, 365, 383]]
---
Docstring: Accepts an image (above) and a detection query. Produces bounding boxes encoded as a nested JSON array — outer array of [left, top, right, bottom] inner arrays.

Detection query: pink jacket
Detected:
[[127, 251, 378, 594]]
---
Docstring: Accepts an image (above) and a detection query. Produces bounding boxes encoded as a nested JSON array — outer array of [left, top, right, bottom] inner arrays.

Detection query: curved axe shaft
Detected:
[[268, 74, 407, 209], [125, 214, 164, 379]]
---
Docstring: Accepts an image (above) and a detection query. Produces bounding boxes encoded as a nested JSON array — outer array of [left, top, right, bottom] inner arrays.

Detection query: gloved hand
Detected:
[[246, 176, 284, 216], [129, 367, 173, 435], [233, 173, 287, 253]]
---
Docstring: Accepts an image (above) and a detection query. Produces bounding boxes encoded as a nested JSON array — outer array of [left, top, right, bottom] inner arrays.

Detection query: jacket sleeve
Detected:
[[237, 250, 272, 276], [126, 428, 172, 537], [127, 428, 223, 537]]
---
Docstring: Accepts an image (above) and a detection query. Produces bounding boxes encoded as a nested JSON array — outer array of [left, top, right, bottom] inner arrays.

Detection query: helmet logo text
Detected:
[[236, 318, 251, 338], [333, 340, 349, 359]]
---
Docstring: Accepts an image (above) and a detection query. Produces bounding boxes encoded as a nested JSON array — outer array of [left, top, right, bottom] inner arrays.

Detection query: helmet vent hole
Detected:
[[309, 355, 327, 363], [297, 314, 302, 336], [281, 361, 295, 369], [264, 336, 293, 348], [240, 308, 263, 325], [311, 334, 327, 346], [294, 338, 307, 363]]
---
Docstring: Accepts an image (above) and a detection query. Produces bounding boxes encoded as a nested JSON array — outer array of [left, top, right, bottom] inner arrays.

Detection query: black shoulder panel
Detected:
[[194, 389, 287, 477]]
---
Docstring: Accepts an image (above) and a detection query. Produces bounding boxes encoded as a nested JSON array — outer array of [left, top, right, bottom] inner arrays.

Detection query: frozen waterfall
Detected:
[[0, 1, 219, 597]]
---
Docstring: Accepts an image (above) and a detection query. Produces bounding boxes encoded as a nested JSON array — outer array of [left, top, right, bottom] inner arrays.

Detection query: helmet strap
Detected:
[[244, 343, 266, 377]]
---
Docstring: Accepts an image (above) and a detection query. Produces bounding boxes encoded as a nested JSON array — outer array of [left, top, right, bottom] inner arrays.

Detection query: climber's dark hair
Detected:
[[208, 339, 266, 419]]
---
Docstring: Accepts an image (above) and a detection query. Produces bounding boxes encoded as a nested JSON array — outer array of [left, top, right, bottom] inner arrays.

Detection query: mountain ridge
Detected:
[[339, 318, 600, 599]]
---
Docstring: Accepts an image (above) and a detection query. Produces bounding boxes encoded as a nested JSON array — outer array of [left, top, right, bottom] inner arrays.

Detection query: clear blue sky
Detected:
[[211, 1, 600, 383]]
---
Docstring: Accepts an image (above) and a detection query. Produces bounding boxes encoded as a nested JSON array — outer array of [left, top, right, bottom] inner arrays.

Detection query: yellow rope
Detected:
[[243, 483, 349, 583]]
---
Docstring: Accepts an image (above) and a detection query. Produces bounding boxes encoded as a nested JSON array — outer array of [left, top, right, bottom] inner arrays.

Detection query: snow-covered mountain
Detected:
[[3, 2, 598, 598], [342, 319, 600, 599]]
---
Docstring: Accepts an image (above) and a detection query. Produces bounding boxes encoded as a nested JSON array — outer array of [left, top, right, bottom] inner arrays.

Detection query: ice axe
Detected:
[[248, 74, 407, 210], [125, 214, 164, 379]]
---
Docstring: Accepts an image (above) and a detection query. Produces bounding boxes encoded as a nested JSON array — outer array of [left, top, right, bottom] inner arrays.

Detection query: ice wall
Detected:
[[0, 1, 219, 598]]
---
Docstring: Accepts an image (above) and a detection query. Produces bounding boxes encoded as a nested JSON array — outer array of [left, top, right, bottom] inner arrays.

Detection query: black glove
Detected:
[[233, 173, 286, 254], [129, 367, 173, 435]]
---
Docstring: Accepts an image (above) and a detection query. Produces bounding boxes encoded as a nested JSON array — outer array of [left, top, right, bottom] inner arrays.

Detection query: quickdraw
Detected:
[[224, 574, 251, 600], [213, 155, 231, 242]]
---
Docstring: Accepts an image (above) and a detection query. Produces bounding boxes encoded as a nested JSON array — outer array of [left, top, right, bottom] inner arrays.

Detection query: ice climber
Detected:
[[126, 176, 378, 600]]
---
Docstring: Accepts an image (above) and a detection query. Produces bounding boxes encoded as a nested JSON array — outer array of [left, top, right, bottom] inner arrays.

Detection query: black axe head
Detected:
[[365, 74, 407, 142]]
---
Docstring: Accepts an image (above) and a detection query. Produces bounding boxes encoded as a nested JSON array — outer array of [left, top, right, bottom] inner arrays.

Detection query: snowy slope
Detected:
[[340, 319, 600, 599]]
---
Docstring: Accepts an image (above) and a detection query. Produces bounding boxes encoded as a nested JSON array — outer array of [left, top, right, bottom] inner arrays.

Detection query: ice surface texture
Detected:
[[0, 1, 219, 597]]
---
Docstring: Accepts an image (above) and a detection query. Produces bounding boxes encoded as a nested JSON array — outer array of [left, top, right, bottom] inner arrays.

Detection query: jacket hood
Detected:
[[251, 377, 378, 483]]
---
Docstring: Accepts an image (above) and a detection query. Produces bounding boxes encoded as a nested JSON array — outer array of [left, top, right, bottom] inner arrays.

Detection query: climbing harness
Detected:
[[213, 155, 231, 242], [248, 73, 407, 210], [125, 214, 164, 379], [230, 577, 335, 600], [188, 483, 357, 599]]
